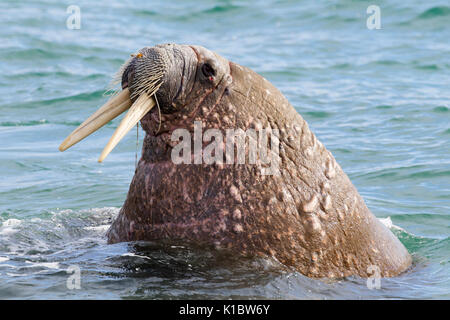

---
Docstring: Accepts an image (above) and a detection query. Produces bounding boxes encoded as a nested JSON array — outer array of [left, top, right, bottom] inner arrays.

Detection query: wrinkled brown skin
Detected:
[[107, 44, 412, 278]]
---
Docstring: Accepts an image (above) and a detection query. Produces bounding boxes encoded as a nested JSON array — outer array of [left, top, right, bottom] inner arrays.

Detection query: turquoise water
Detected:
[[0, 0, 449, 299]]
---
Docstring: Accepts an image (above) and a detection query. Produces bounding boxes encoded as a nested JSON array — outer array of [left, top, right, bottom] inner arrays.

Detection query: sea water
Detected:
[[0, 0, 448, 299]]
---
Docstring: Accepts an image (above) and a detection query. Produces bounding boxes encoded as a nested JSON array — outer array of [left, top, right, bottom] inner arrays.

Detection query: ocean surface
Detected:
[[0, 0, 449, 299]]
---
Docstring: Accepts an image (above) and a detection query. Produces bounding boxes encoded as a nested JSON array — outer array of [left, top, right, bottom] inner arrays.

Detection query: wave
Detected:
[[378, 215, 449, 263], [304, 111, 333, 119], [0, 120, 49, 127], [0, 207, 118, 240], [202, 4, 242, 14], [361, 166, 450, 181], [6, 71, 106, 81], [132, 9, 158, 17], [418, 6, 450, 19], [433, 106, 449, 113], [0, 48, 64, 61], [2, 90, 106, 110], [0, 207, 446, 299]]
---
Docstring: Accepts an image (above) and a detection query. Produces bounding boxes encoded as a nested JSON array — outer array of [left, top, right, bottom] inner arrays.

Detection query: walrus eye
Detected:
[[201, 63, 216, 78]]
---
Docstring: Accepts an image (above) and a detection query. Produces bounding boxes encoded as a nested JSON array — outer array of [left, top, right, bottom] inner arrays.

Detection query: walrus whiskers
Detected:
[[154, 93, 162, 134], [129, 47, 166, 100]]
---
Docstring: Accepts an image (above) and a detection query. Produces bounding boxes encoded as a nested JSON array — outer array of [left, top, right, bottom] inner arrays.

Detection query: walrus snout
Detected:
[[121, 44, 199, 114], [116, 44, 232, 137], [59, 44, 200, 161]]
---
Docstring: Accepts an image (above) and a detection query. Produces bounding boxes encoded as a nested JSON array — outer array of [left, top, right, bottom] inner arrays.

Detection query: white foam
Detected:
[[121, 252, 151, 260], [379, 216, 406, 232], [6, 273, 22, 277], [379, 217, 393, 228], [84, 224, 110, 232], [25, 261, 60, 269], [0, 219, 22, 236], [2, 219, 22, 226]]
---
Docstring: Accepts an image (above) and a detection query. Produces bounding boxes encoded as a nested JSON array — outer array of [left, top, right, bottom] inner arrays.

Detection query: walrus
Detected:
[[59, 43, 411, 278]]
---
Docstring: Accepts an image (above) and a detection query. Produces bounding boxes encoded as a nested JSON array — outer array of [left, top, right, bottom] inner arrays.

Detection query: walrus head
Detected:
[[123, 44, 230, 112], [59, 44, 412, 278], [59, 44, 231, 162]]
